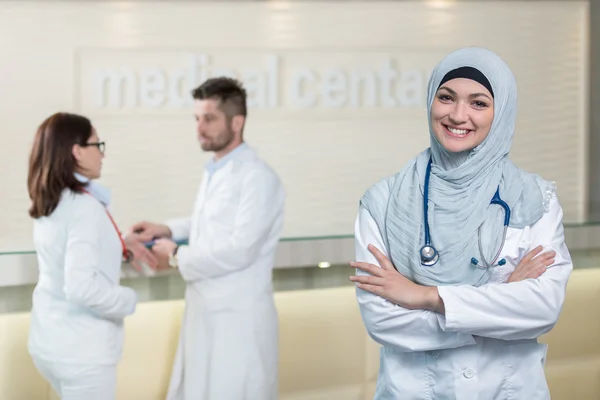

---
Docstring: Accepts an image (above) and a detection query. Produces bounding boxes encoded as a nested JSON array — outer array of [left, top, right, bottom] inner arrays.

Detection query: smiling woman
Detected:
[[351, 47, 571, 399], [432, 79, 495, 153], [429, 66, 496, 158]]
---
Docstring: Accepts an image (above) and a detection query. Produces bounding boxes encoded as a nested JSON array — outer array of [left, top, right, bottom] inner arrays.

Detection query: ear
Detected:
[[231, 115, 245, 136], [72, 144, 83, 162]]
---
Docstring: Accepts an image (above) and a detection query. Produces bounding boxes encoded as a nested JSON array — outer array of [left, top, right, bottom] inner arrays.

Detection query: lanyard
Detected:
[[81, 189, 131, 262]]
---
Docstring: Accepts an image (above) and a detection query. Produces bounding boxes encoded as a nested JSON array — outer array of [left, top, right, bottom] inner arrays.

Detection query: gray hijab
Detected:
[[360, 47, 554, 287]]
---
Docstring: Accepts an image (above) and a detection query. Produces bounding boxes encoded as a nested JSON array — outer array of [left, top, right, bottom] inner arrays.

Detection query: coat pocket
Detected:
[[501, 341, 550, 399]]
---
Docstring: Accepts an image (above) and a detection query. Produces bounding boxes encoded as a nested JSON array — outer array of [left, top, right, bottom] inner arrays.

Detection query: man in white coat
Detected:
[[130, 77, 286, 400]]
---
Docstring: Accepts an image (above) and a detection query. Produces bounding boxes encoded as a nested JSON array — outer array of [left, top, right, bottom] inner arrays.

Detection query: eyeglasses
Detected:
[[82, 141, 105, 155]]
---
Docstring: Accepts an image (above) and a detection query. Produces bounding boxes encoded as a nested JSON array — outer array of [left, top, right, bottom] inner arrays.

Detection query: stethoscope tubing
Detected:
[[421, 157, 511, 268]]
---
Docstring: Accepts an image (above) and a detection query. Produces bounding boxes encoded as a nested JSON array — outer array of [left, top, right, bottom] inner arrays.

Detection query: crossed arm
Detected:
[[351, 195, 572, 352]]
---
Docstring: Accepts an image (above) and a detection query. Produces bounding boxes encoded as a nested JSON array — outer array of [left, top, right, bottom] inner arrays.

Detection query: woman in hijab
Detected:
[[350, 47, 571, 399]]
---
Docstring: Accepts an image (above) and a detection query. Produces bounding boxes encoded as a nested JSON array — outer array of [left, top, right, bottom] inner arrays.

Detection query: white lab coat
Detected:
[[355, 192, 572, 399], [29, 188, 137, 399], [165, 144, 285, 400]]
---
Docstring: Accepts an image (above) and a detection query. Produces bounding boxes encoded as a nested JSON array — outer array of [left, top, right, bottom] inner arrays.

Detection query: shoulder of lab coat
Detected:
[[61, 191, 137, 319], [355, 202, 477, 352], [436, 194, 572, 340], [176, 156, 285, 281]]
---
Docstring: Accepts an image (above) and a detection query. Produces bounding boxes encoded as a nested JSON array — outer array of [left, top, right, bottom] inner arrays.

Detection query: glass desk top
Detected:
[[0, 234, 356, 256], [1, 218, 599, 256]]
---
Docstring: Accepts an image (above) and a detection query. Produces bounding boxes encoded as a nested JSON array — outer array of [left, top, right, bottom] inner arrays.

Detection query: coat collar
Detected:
[[205, 142, 255, 175], [74, 172, 112, 207]]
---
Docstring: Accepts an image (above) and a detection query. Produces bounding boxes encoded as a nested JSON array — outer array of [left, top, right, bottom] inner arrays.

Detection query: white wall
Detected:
[[0, 1, 589, 252]]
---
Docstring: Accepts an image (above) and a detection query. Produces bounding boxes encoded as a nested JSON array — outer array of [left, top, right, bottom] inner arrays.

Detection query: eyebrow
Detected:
[[438, 86, 493, 101], [196, 112, 216, 119]]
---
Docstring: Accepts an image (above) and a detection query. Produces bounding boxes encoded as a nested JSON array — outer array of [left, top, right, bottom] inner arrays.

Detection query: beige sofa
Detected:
[[1, 268, 599, 400]]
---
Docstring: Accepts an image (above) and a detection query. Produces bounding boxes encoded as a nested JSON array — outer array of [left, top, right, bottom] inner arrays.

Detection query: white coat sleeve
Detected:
[[436, 195, 572, 340], [355, 205, 477, 351], [175, 168, 284, 281], [63, 204, 137, 319], [166, 217, 191, 241]]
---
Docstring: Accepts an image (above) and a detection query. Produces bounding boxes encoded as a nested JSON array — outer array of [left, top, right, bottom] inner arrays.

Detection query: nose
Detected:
[[196, 120, 205, 135], [448, 102, 468, 125]]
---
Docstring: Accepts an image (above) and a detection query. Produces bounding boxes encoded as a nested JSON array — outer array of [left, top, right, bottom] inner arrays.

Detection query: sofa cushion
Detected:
[[541, 268, 600, 362], [277, 287, 367, 395]]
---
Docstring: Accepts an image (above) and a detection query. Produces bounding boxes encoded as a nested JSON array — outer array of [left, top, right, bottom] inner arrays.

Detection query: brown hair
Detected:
[[27, 112, 93, 218], [191, 77, 248, 119]]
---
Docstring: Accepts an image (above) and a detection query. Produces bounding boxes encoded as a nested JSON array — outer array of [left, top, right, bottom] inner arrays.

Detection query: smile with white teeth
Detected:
[[446, 126, 470, 136]]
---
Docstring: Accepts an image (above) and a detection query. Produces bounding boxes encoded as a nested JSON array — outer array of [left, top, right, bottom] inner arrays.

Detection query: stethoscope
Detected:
[[420, 157, 511, 269]]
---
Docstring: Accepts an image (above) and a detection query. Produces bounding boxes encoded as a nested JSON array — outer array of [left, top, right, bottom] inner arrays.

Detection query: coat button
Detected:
[[463, 368, 475, 379]]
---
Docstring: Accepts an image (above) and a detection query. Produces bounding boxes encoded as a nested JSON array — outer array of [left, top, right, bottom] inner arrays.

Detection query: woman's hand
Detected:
[[350, 244, 444, 313], [507, 245, 555, 283], [123, 235, 158, 272]]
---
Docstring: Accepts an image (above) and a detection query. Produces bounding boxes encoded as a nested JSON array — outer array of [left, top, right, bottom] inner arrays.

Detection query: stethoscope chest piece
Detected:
[[420, 245, 439, 267], [419, 157, 511, 269]]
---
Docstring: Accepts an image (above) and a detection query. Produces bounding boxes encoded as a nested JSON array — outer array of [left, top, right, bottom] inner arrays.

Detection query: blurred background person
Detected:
[[26, 112, 157, 400], [130, 77, 286, 400]]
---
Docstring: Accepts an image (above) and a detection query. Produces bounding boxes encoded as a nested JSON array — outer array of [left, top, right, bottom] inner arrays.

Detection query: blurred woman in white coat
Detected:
[[27, 112, 157, 399], [350, 47, 571, 399]]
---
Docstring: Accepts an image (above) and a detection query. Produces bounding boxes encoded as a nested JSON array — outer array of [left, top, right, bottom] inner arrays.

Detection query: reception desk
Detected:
[[0, 265, 599, 400]]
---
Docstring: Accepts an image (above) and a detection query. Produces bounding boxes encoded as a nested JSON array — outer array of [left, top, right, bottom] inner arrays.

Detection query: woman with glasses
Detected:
[[26, 112, 157, 399]]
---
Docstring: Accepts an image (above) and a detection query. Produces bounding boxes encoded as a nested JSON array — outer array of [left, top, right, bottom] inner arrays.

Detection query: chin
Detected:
[[90, 168, 102, 179], [200, 142, 212, 151], [440, 141, 477, 153]]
